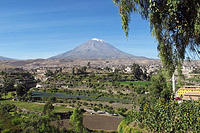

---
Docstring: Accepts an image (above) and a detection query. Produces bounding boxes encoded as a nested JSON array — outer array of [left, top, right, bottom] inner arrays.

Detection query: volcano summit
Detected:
[[50, 38, 140, 59]]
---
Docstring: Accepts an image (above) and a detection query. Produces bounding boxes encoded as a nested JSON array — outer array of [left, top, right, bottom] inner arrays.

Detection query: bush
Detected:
[[83, 102, 88, 106], [11, 118, 22, 126], [93, 107, 99, 112], [132, 100, 200, 132], [2, 129, 10, 133], [109, 100, 114, 103]]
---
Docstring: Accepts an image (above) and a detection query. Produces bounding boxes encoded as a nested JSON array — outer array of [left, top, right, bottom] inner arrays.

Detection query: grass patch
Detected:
[[0, 100, 72, 113], [1, 92, 15, 99], [54, 105, 72, 113], [0, 100, 44, 112]]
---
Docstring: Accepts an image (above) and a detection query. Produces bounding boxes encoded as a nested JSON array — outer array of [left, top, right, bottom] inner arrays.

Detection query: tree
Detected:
[[2, 76, 14, 97], [69, 108, 88, 133], [16, 83, 26, 97], [131, 63, 145, 80], [0, 87, 2, 99], [149, 70, 172, 102], [0, 104, 20, 133], [72, 67, 75, 75], [87, 62, 91, 68], [45, 70, 54, 77], [80, 66, 87, 74], [113, 0, 200, 77], [43, 101, 54, 115]]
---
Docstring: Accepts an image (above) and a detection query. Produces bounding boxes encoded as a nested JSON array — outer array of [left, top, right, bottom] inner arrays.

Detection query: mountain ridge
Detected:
[[50, 38, 147, 59], [0, 56, 14, 60]]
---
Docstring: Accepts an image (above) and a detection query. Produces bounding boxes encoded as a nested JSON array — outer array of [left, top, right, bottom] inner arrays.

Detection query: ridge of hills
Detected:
[[0, 56, 14, 60]]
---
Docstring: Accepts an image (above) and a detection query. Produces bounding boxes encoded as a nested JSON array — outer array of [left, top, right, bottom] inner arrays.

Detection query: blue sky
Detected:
[[0, 0, 158, 59]]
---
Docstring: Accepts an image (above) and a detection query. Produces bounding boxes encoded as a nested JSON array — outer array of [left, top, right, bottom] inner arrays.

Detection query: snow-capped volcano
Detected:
[[91, 38, 104, 42], [50, 38, 138, 59]]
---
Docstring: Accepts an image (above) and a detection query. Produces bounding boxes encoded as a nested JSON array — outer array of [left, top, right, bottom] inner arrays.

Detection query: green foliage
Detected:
[[113, 0, 200, 77], [0, 70, 36, 99], [149, 70, 172, 102], [0, 76, 14, 97], [117, 108, 127, 116], [69, 108, 89, 133], [0, 103, 21, 132], [45, 70, 54, 77], [2, 76, 15, 91], [118, 117, 144, 133], [0, 103, 63, 133], [119, 100, 200, 132], [133, 100, 200, 132], [93, 107, 99, 112], [134, 86, 145, 94], [1, 129, 11, 133], [113, 0, 134, 37], [131, 63, 147, 80], [43, 101, 54, 115], [16, 83, 26, 97], [136, 70, 172, 111], [0, 103, 16, 113]]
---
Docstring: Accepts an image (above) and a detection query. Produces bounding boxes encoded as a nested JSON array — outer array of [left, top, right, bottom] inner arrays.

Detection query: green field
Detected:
[[0, 100, 72, 113]]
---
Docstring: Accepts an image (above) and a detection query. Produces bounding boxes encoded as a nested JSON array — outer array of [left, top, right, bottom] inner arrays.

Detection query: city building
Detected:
[[177, 86, 200, 100]]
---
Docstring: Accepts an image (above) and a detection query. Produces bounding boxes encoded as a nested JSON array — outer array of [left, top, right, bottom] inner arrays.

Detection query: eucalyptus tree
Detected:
[[113, 0, 200, 77]]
